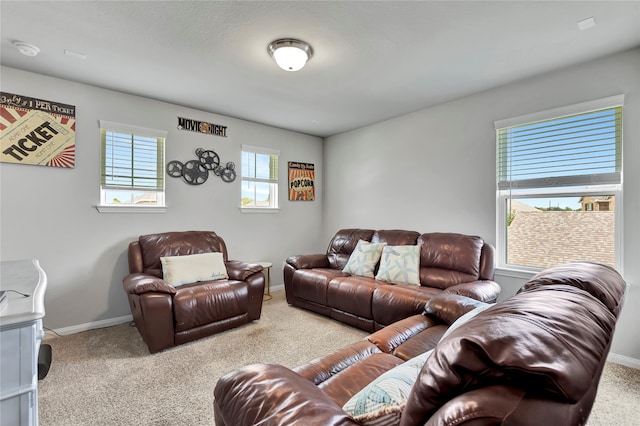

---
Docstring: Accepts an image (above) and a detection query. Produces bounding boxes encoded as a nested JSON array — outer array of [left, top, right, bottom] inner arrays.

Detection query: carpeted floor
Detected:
[[39, 290, 640, 425]]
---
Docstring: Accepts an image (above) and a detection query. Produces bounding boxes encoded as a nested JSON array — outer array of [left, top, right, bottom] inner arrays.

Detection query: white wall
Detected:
[[0, 66, 324, 331], [323, 48, 640, 364]]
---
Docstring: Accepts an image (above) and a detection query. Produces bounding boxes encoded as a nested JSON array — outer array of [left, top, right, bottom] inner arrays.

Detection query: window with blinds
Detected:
[[241, 145, 279, 210], [495, 96, 623, 271], [99, 120, 166, 209], [497, 106, 622, 190]]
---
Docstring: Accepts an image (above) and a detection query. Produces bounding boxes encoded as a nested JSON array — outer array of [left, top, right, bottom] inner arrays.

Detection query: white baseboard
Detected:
[[607, 352, 640, 369], [47, 314, 133, 338]]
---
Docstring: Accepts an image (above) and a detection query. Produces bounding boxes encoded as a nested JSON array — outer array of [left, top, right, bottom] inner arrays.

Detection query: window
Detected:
[[496, 95, 623, 271], [98, 120, 166, 212], [241, 145, 279, 211]]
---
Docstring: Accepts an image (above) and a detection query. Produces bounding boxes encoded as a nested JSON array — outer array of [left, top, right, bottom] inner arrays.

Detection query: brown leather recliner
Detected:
[[123, 230, 265, 353]]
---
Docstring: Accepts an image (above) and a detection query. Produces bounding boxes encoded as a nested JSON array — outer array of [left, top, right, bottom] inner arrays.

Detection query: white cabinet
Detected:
[[1, 259, 47, 426]]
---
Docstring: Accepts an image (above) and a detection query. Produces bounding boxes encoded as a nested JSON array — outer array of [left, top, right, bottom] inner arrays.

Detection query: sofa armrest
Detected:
[[122, 273, 177, 295], [444, 280, 501, 303], [367, 314, 438, 354], [286, 254, 330, 270], [214, 364, 358, 426], [422, 293, 488, 325], [225, 260, 263, 281]]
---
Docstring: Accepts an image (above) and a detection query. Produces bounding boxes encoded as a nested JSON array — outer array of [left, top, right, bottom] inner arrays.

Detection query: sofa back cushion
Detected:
[[401, 282, 621, 425], [418, 233, 483, 289], [137, 231, 228, 278], [371, 230, 420, 246], [327, 229, 375, 270]]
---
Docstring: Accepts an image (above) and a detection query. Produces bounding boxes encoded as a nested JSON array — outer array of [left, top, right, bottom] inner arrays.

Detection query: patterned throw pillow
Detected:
[[342, 240, 387, 278], [375, 245, 420, 286], [160, 252, 228, 286], [342, 350, 434, 424]]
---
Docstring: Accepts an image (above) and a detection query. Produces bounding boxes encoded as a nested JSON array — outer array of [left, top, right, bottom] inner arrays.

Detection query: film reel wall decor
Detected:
[[167, 148, 236, 185]]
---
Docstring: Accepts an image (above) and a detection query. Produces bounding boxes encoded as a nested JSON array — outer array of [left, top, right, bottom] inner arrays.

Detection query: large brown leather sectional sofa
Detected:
[[214, 262, 627, 425], [284, 229, 501, 331]]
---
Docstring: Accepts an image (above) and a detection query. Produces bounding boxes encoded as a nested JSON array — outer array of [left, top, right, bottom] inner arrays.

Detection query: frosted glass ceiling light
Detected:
[[267, 38, 313, 72]]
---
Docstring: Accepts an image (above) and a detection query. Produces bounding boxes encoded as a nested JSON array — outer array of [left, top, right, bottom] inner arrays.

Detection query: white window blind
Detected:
[[496, 98, 623, 190], [100, 121, 166, 191]]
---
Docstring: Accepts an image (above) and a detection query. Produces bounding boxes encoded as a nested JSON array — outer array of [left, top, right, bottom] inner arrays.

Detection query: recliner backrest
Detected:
[[135, 230, 228, 278], [417, 233, 487, 289], [326, 229, 375, 270]]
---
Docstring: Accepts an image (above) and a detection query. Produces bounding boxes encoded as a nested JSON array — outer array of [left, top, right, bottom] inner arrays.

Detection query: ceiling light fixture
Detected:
[[267, 38, 313, 72], [13, 41, 40, 57]]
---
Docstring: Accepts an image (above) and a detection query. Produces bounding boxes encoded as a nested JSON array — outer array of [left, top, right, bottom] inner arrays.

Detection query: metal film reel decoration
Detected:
[[182, 160, 209, 185], [166, 160, 184, 177], [221, 162, 236, 182], [197, 149, 220, 170], [166, 148, 235, 185]]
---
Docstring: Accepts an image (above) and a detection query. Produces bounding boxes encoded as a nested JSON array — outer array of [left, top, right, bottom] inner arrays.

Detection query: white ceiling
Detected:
[[1, 1, 639, 137]]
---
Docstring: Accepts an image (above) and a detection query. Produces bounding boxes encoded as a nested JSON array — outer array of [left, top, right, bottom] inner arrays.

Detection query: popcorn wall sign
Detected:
[[0, 92, 76, 168]]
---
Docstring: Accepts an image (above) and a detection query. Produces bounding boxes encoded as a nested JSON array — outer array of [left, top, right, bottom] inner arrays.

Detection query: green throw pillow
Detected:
[[342, 239, 387, 278], [375, 245, 420, 286]]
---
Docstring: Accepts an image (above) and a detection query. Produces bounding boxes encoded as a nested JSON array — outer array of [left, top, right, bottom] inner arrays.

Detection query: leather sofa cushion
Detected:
[[401, 284, 617, 425], [418, 233, 483, 289], [292, 268, 348, 305], [372, 284, 441, 327], [328, 276, 377, 318], [371, 229, 420, 246], [173, 280, 248, 332]]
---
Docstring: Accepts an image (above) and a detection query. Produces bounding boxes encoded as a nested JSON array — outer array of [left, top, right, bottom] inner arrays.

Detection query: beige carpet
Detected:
[[39, 290, 640, 425]]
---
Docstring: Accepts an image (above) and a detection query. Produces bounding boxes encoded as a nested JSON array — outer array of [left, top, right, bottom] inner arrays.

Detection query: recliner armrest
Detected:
[[286, 254, 330, 269], [444, 280, 501, 303], [225, 260, 263, 281], [122, 273, 177, 295], [213, 364, 357, 426], [367, 314, 437, 354]]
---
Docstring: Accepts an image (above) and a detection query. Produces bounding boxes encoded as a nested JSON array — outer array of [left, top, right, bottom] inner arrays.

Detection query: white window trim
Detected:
[[240, 144, 280, 212], [495, 95, 624, 274], [97, 120, 167, 213]]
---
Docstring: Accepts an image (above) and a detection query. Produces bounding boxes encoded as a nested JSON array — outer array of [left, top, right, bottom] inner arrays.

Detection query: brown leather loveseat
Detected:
[[214, 262, 627, 425], [123, 230, 265, 353], [284, 229, 500, 331]]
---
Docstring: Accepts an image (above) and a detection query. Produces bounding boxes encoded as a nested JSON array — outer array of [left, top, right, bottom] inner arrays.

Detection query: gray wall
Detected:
[[0, 66, 324, 331], [323, 48, 640, 364]]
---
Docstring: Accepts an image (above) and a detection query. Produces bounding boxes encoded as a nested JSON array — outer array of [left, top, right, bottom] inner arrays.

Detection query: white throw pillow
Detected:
[[342, 239, 387, 278], [375, 245, 421, 286], [160, 252, 228, 286]]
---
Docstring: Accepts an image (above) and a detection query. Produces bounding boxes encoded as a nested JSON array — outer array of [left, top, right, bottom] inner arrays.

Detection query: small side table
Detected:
[[256, 262, 272, 301]]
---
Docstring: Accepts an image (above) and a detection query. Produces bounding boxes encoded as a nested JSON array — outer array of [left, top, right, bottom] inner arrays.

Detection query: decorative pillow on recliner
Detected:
[[342, 349, 434, 425], [375, 245, 421, 286], [342, 239, 387, 278], [160, 252, 228, 286]]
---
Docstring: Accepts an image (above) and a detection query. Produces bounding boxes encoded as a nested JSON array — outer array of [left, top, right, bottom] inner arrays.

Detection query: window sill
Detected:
[[494, 266, 540, 280], [95, 205, 167, 213], [239, 207, 280, 214]]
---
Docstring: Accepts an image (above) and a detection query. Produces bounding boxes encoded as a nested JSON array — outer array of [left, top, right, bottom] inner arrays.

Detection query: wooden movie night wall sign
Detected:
[[1, 92, 76, 168], [177, 116, 227, 137]]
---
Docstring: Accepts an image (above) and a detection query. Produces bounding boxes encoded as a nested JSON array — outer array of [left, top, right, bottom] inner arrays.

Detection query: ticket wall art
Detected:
[[288, 161, 315, 201], [1, 92, 76, 168]]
